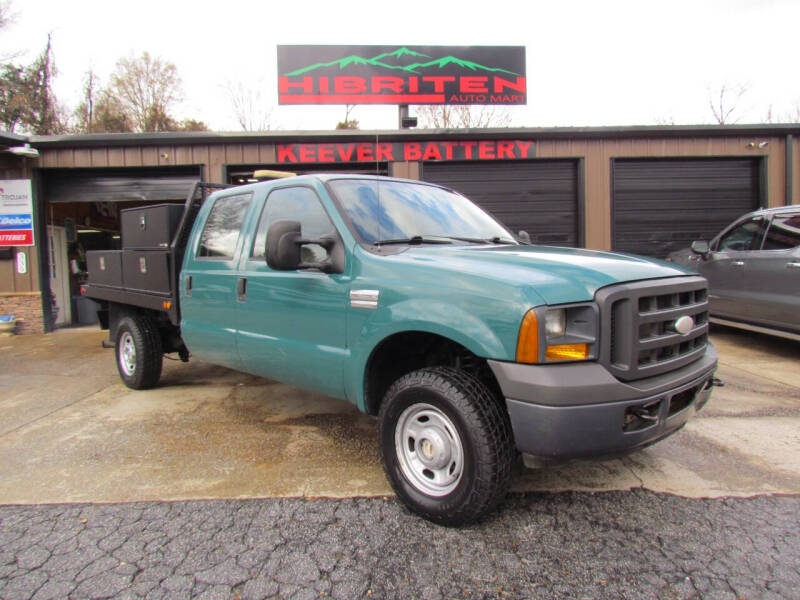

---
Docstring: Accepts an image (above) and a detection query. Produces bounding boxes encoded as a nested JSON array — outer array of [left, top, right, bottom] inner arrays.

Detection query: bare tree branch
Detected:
[[415, 105, 513, 129], [708, 82, 750, 125], [226, 80, 274, 132]]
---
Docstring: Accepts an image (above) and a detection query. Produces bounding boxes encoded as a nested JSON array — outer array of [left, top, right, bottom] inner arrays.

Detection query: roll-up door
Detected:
[[423, 160, 580, 246], [612, 158, 763, 257], [42, 166, 203, 203]]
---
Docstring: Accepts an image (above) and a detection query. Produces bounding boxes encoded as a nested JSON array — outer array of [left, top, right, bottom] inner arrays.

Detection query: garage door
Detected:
[[42, 166, 203, 204], [423, 160, 580, 246], [613, 158, 763, 258]]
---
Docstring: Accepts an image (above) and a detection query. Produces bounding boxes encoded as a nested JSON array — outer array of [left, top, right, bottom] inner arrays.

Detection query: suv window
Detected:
[[197, 193, 253, 259], [716, 217, 767, 251], [762, 213, 800, 250], [251, 187, 335, 263]]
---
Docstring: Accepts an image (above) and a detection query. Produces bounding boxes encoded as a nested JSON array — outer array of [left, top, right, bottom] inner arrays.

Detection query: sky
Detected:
[[0, 0, 797, 132]]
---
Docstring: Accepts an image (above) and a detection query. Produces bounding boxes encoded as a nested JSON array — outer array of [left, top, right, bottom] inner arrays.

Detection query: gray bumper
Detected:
[[487, 343, 718, 459]]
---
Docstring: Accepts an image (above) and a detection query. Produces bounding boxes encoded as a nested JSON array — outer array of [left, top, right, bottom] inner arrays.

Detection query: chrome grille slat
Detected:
[[596, 276, 710, 382]]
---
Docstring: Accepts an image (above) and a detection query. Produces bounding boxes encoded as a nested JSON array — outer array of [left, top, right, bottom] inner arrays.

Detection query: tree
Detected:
[[708, 83, 750, 125], [336, 104, 359, 130], [415, 105, 513, 129], [226, 81, 273, 131], [0, 33, 64, 134], [109, 52, 183, 132]]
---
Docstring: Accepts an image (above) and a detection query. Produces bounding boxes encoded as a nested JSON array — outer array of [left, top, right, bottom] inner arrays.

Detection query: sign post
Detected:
[[0, 179, 35, 247]]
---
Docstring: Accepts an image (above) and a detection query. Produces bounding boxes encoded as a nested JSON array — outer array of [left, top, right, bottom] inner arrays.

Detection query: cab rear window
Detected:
[[197, 193, 252, 259]]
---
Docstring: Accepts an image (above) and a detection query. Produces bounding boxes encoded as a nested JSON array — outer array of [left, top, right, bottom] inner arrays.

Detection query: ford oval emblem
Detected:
[[673, 315, 695, 335]]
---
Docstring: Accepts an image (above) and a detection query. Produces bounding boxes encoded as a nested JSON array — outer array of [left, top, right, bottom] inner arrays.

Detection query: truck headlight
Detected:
[[516, 304, 598, 364]]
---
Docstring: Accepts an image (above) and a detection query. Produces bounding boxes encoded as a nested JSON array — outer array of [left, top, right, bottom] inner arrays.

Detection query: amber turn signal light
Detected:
[[545, 343, 589, 361], [516, 310, 540, 364]]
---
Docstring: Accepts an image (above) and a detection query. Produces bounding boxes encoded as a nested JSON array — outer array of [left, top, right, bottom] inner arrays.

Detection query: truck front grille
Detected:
[[596, 276, 709, 382]]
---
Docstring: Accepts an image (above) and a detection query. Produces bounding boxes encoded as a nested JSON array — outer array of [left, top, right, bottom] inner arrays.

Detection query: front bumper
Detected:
[[487, 343, 717, 460]]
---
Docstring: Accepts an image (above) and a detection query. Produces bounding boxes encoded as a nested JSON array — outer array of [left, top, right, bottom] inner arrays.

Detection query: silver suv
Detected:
[[668, 205, 800, 341]]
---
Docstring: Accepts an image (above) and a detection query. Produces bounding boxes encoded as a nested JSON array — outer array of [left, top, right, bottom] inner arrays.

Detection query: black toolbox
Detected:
[[86, 250, 123, 287], [121, 204, 184, 250], [121, 251, 172, 294]]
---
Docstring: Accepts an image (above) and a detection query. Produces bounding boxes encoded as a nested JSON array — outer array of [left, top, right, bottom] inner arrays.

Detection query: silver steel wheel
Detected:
[[394, 402, 464, 497], [119, 331, 137, 377]]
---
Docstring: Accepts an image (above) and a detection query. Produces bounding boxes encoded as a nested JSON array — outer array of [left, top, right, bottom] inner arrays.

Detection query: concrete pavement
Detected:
[[0, 324, 798, 504]]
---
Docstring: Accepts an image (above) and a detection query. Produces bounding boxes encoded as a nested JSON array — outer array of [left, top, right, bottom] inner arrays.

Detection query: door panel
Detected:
[[236, 186, 348, 399], [180, 192, 253, 369]]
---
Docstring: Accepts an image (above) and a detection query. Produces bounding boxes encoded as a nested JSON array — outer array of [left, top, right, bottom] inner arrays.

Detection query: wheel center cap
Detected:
[[417, 428, 450, 469]]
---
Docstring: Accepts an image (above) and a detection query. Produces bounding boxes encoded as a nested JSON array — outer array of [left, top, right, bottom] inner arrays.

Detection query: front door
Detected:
[[236, 185, 348, 399], [47, 225, 72, 326], [180, 191, 254, 370]]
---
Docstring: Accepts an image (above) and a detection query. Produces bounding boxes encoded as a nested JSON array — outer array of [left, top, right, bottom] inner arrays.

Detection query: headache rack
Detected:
[[83, 182, 231, 325]]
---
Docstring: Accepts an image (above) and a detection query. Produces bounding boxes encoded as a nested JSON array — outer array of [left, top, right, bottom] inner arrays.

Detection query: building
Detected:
[[1, 124, 797, 334]]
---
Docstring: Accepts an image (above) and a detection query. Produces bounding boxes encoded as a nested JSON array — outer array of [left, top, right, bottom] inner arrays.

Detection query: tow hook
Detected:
[[711, 377, 724, 387]]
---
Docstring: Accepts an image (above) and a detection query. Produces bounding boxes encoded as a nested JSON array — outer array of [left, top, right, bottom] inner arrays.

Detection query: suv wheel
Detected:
[[378, 367, 515, 525]]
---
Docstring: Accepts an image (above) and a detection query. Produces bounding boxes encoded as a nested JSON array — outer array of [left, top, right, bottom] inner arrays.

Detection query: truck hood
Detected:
[[394, 244, 696, 305]]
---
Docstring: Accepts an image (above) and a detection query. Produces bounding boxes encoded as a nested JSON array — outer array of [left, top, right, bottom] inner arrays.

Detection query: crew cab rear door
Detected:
[[180, 191, 255, 369], [235, 184, 348, 398]]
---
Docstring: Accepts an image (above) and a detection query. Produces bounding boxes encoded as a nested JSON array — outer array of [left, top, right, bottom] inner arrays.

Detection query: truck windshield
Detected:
[[328, 179, 515, 246]]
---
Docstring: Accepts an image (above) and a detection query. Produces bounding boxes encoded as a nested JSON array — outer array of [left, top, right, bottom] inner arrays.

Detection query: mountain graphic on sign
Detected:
[[284, 47, 519, 76]]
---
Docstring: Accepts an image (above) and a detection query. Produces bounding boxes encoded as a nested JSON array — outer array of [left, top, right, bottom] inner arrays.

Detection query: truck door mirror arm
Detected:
[[265, 220, 345, 273]]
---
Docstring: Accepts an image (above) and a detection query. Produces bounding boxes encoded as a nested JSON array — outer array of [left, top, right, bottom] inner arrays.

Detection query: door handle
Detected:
[[237, 277, 247, 301], [731, 261, 745, 267], [786, 262, 800, 269], [185, 275, 192, 296]]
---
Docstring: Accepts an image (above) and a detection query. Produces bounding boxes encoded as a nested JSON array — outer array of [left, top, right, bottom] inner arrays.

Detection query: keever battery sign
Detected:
[[278, 46, 526, 105], [0, 179, 34, 247]]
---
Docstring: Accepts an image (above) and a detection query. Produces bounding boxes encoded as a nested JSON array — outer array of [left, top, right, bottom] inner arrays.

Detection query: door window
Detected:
[[196, 193, 253, 259], [762, 214, 800, 250], [716, 217, 767, 251], [251, 187, 336, 263]]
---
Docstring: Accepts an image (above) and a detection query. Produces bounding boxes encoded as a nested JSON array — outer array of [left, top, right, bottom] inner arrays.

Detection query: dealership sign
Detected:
[[277, 46, 526, 105], [0, 180, 34, 247], [276, 140, 534, 164]]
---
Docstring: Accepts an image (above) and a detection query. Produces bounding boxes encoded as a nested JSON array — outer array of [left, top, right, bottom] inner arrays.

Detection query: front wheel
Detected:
[[115, 314, 163, 389], [378, 367, 515, 525]]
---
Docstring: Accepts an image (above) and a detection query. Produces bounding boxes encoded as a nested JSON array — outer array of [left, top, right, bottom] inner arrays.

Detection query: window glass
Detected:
[[328, 179, 511, 245], [762, 214, 800, 250], [716, 217, 767, 251], [196, 193, 252, 259], [251, 187, 335, 263]]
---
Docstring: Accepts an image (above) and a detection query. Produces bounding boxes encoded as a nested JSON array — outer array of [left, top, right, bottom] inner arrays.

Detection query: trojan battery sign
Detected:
[[277, 46, 526, 105], [0, 179, 34, 247]]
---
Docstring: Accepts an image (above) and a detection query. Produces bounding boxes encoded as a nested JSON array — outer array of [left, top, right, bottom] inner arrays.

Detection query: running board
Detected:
[[709, 317, 800, 342]]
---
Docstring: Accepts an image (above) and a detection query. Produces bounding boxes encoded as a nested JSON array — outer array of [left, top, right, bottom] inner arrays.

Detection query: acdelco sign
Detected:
[[277, 46, 526, 105]]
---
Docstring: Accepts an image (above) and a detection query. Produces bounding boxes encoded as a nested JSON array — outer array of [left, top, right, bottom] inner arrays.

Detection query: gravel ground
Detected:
[[1, 490, 798, 600]]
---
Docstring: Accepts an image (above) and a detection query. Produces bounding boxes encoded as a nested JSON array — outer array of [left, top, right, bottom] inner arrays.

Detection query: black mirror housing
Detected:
[[266, 220, 302, 270], [690, 240, 710, 256]]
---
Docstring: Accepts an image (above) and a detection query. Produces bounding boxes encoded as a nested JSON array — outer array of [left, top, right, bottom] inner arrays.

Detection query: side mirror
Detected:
[[690, 240, 710, 256], [266, 220, 302, 270], [265, 220, 344, 273], [517, 230, 531, 244]]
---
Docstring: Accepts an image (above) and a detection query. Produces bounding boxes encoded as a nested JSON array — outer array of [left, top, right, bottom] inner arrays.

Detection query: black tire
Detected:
[[378, 367, 515, 526], [115, 314, 163, 389]]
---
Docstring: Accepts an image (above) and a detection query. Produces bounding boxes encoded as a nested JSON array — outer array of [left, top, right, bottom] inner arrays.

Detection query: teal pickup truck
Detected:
[[84, 174, 718, 524]]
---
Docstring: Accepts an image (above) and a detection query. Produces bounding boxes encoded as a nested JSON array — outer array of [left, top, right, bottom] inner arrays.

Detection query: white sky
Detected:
[[0, 0, 797, 132]]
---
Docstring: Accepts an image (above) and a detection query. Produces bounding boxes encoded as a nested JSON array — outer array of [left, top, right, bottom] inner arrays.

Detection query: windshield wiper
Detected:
[[373, 235, 453, 246], [445, 236, 518, 245]]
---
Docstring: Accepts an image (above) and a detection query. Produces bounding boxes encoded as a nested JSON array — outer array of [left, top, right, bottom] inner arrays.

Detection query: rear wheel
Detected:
[[115, 314, 163, 389], [378, 367, 515, 525]]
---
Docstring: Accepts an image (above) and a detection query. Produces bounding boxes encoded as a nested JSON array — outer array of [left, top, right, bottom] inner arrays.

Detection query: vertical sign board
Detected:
[[278, 46, 526, 105], [0, 179, 35, 246]]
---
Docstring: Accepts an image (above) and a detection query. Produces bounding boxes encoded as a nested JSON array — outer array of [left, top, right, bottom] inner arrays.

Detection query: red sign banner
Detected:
[[277, 46, 526, 106], [276, 140, 535, 164]]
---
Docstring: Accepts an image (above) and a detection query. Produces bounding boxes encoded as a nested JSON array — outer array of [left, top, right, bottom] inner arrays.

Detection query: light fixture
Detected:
[[5, 143, 40, 158], [757, 141, 769, 148]]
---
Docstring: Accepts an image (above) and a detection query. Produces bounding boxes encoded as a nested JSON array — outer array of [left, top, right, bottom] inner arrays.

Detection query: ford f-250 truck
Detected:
[[84, 174, 718, 525]]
